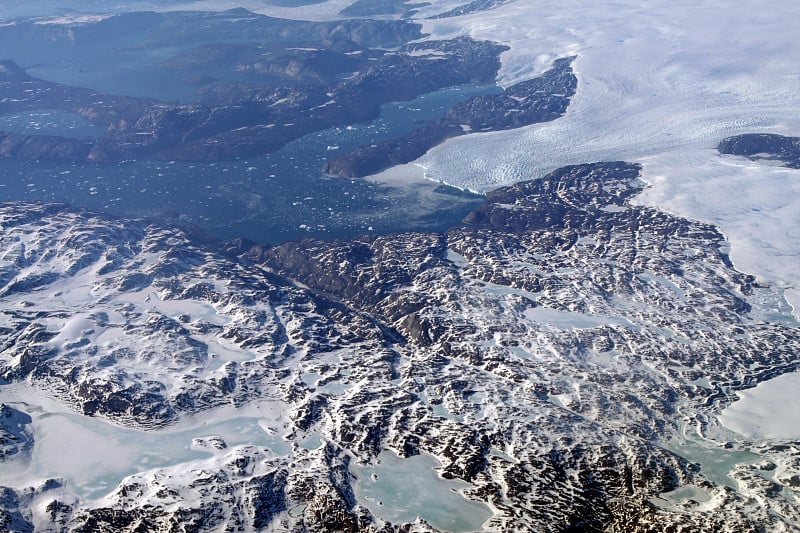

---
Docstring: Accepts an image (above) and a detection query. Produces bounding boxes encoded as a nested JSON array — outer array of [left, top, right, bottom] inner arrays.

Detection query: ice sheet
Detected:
[[408, 1, 800, 308]]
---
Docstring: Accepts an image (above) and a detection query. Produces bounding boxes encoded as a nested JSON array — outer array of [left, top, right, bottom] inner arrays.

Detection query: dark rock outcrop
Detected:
[[0, 404, 33, 461], [323, 56, 576, 179], [718, 133, 800, 168]]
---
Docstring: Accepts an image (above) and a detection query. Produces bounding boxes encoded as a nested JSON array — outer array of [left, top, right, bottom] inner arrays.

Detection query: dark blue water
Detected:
[[0, 111, 105, 139], [0, 8, 505, 244], [0, 85, 494, 243]]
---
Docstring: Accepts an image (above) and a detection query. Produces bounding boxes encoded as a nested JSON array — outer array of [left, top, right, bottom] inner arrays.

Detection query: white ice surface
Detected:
[[405, 1, 800, 312], [0, 383, 288, 500], [719, 373, 800, 440]]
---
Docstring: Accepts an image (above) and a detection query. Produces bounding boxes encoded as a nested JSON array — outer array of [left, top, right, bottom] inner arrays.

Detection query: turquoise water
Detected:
[[663, 437, 761, 488], [351, 450, 493, 532]]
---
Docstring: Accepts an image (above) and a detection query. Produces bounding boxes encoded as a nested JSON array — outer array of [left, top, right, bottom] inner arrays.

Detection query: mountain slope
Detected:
[[1, 162, 800, 530]]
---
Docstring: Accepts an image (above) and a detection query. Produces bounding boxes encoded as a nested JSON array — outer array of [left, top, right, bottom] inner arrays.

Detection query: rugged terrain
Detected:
[[0, 10, 513, 163], [322, 56, 576, 179], [2, 162, 800, 531]]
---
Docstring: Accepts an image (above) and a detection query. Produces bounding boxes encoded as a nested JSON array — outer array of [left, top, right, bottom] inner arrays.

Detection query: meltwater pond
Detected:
[[663, 436, 760, 489], [0, 85, 493, 244], [351, 450, 493, 532]]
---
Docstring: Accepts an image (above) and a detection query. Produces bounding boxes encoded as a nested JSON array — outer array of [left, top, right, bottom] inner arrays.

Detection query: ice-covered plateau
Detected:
[[2, 162, 800, 531]]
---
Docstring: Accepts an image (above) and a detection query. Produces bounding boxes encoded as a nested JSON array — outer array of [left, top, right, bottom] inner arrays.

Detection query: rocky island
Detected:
[[718, 133, 800, 169]]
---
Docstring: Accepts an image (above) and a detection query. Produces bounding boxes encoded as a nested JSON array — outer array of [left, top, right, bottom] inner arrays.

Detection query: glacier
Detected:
[[407, 0, 800, 313]]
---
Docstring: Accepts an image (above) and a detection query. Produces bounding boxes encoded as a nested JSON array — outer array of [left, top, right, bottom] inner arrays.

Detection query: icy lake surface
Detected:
[[524, 307, 633, 330], [0, 385, 289, 500], [33, 414, 288, 499], [663, 436, 760, 489], [351, 450, 493, 532], [719, 373, 800, 440]]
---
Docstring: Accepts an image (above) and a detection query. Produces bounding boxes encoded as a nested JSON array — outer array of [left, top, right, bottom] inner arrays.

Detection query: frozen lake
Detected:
[[719, 372, 800, 440], [351, 450, 493, 532], [663, 435, 760, 489], [0, 385, 288, 500], [525, 306, 634, 330]]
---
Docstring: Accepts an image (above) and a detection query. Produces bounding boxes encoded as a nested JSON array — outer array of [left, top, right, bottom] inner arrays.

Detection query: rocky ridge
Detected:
[[1, 162, 800, 530], [0, 404, 32, 462], [322, 56, 577, 179], [0, 203, 392, 429], [718, 133, 800, 169], [0, 9, 512, 164]]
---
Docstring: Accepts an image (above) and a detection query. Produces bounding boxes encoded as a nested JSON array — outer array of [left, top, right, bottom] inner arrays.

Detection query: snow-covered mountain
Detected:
[[2, 1, 800, 531], [2, 161, 800, 531]]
